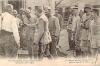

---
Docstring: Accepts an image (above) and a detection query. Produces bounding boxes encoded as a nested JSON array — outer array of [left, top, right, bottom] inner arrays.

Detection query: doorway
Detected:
[[8, 0, 23, 13]]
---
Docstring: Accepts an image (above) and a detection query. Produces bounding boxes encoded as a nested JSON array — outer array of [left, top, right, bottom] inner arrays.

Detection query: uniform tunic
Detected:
[[80, 14, 93, 51], [54, 13, 63, 29], [90, 17, 100, 48], [21, 14, 36, 48], [34, 13, 51, 58], [96, 17, 100, 48], [68, 15, 80, 50], [48, 15, 60, 57]]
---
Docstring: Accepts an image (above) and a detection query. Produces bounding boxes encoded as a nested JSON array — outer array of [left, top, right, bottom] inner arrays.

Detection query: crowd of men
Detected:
[[0, 3, 100, 59]]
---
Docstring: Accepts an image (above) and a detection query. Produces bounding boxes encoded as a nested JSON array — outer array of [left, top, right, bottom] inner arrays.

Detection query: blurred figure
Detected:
[[54, 7, 64, 29], [80, 4, 93, 57], [90, 8, 100, 57], [13, 9, 18, 17], [45, 6, 60, 57], [64, 6, 72, 25], [67, 6, 81, 56], [0, 4, 20, 57], [18, 8, 26, 49], [54, 7, 63, 53], [21, 9, 37, 58], [65, 7, 73, 51], [79, 10, 84, 18], [57, 7, 63, 16], [67, 6, 79, 51], [76, 10, 84, 47], [34, 6, 52, 59], [28, 7, 32, 13], [13, 10, 21, 28]]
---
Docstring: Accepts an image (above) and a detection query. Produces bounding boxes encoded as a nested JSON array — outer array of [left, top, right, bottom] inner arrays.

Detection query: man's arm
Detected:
[[12, 17, 20, 47], [60, 15, 64, 29], [55, 17, 60, 37], [34, 19, 45, 44]]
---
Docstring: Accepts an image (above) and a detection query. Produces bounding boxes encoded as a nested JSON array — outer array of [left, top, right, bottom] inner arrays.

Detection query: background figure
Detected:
[[67, 6, 77, 51], [18, 8, 26, 49], [80, 4, 93, 57], [54, 7, 64, 30], [57, 29, 69, 56], [64, 6, 72, 28], [34, 6, 51, 59], [64, 7, 72, 22], [13, 9, 21, 28], [67, 6, 81, 56], [45, 7, 60, 57], [90, 8, 100, 57], [79, 10, 84, 18], [92, 9, 100, 54], [19, 9, 36, 58]]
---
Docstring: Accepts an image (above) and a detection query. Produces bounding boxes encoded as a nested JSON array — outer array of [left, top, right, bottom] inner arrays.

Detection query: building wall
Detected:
[[26, 0, 55, 14], [0, 0, 56, 14], [0, 0, 8, 14], [0, 1, 2, 14]]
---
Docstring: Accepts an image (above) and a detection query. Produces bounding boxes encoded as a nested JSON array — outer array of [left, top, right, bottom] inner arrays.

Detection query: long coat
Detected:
[[95, 17, 100, 47], [20, 14, 36, 49], [34, 14, 50, 45], [90, 17, 100, 48], [80, 14, 93, 51]]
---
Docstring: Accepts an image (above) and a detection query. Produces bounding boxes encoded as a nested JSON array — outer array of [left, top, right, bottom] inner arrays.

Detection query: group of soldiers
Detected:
[[0, 4, 60, 59], [0, 3, 100, 59], [64, 4, 100, 57]]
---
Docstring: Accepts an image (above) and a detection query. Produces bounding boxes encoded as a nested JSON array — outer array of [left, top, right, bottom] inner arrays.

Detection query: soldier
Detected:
[[67, 6, 80, 51], [80, 4, 93, 57], [0, 4, 20, 57], [90, 8, 100, 57], [54, 7, 64, 29], [64, 6, 72, 23], [54, 7, 64, 52], [45, 7, 60, 57], [19, 9, 37, 58], [34, 6, 52, 59]]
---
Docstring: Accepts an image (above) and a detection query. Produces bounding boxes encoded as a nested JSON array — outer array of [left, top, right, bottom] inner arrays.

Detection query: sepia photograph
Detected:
[[0, 0, 100, 66]]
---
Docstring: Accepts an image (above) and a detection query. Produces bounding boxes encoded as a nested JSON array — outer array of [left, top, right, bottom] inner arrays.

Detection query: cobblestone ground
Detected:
[[0, 29, 75, 58], [17, 29, 75, 58]]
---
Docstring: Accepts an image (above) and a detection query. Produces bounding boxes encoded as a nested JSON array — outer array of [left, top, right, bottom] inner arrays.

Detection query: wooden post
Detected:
[[0, 1, 2, 13]]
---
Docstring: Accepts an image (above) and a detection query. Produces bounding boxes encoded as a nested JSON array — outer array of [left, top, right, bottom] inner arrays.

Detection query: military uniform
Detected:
[[48, 15, 60, 57], [80, 13, 93, 52], [20, 11, 36, 58], [67, 6, 80, 50], [54, 13, 63, 29], [80, 4, 93, 56], [34, 13, 52, 58]]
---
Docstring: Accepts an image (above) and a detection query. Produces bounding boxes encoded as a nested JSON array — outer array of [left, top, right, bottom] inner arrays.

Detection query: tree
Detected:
[[55, 0, 64, 7]]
